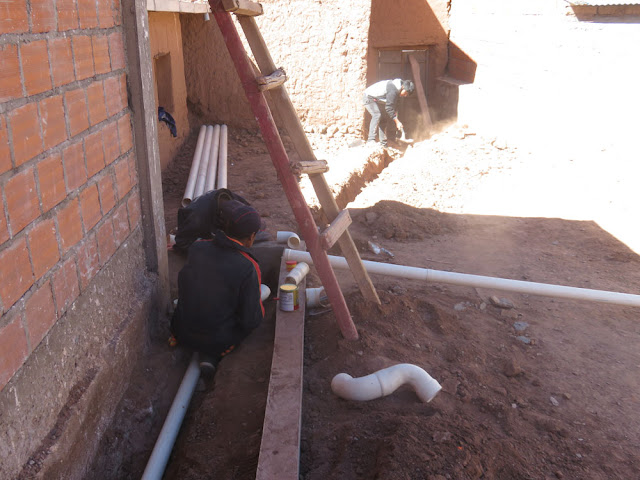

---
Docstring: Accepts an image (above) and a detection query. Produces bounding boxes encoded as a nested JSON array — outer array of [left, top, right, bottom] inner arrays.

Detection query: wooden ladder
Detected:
[[211, 0, 381, 338]]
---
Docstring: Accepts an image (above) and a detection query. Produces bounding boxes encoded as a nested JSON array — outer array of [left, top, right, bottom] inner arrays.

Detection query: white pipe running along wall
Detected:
[[331, 364, 442, 403], [277, 231, 301, 249], [193, 125, 214, 199], [284, 249, 640, 308], [182, 125, 207, 207], [216, 124, 228, 189], [204, 124, 221, 193], [141, 353, 201, 480]]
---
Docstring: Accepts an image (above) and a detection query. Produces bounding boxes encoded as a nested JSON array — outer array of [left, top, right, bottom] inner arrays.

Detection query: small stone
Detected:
[[555, 471, 564, 479], [513, 321, 529, 332], [503, 359, 523, 377], [562, 392, 572, 400], [479, 302, 487, 310], [550, 396, 560, 406], [490, 296, 515, 309], [356, 350, 363, 356], [516, 336, 531, 345], [454, 302, 467, 311]]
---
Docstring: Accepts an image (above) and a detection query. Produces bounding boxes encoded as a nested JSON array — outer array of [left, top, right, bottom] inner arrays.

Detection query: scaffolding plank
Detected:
[[256, 256, 305, 480], [236, 15, 380, 305], [220, 0, 263, 16]]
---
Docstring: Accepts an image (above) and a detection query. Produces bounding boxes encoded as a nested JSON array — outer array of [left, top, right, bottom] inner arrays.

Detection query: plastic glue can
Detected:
[[279, 284, 299, 311]]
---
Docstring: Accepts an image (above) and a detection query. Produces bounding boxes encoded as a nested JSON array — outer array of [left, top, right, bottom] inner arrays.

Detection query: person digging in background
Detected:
[[363, 78, 415, 147], [170, 200, 265, 376]]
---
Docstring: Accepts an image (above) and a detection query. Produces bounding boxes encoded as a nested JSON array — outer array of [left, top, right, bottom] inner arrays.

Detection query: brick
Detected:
[[65, 88, 89, 137], [97, 0, 115, 28], [108, 31, 125, 71], [84, 130, 105, 177], [112, 202, 130, 246], [24, 281, 57, 349], [117, 113, 133, 153], [37, 152, 66, 213], [56, 199, 83, 252], [0, 315, 29, 390], [28, 218, 59, 280], [87, 81, 107, 126], [102, 120, 120, 164], [97, 174, 116, 214], [21, 40, 52, 96], [49, 37, 75, 87], [31, 0, 57, 33], [114, 157, 131, 199], [57, 0, 79, 31], [78, 0, 99, 28], [104, 76, 123, 116], [9, 102, 43, 166], [62, 141, 87, 191], [52, 257, 79, 315], [80, 183, 101, 231], [0, 0, 29, 34], [5, 168, 41, 234], [73, 35, 95, 81], [96, 218, 116, 264], [92, 35, 111, 76], [39, 95, 67, 149], [127, 151, 138, 187], [112, 0, 122, 25], [0, 117, 11, 175], [127, 192, 141, 228], [76, 234, 99, 289], [0, 237, 34, 310], [118, 74, 129, 110], [0, 44, 22, 102], [0, 194, 9, 245]]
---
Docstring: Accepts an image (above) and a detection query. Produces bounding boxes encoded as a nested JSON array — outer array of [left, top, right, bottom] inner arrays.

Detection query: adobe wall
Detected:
[[0, 1, 160, 478], [148, 12, 190, 170], [449, 0, 640, 152]]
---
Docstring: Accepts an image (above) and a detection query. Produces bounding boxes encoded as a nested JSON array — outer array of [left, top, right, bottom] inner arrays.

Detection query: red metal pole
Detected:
[[209, 0, 358, 340]]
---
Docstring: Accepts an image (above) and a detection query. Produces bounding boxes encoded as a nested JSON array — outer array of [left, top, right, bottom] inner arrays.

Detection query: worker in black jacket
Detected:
[[363, 78, 415, 147], [170, 200, 265, 373]]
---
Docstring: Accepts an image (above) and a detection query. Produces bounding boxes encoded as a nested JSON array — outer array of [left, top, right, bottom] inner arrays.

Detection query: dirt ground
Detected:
[[91, 124, 640, 479]]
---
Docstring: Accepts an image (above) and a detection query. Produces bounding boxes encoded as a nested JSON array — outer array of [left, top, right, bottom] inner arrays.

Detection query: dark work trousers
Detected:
[[363, 94, 388, 146]]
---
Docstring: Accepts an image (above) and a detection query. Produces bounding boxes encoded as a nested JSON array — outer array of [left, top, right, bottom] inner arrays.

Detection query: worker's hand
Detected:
[[395, 119, 404, 132]]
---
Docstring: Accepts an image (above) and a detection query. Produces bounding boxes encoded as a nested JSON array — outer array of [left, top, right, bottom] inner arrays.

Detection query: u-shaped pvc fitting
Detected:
[[276, 231, 301, 249], [331, 364, 442, 403]]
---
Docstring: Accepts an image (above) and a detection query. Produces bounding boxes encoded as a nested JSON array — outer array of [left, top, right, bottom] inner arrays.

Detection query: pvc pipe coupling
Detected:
[[331, 364, 442, 403], [285, 262, 309, 285], [277, 231, 301, 249]]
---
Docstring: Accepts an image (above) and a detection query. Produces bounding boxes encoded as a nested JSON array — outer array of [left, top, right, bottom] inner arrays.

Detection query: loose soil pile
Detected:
[[92, 125, 640, 480]]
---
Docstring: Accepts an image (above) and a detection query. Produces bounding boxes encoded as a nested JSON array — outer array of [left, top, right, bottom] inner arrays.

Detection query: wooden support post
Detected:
[[236, 15, 381, 305], [321, 209, 351, 250], [408, 54, 433, 130], [210, 0, 359, 339]]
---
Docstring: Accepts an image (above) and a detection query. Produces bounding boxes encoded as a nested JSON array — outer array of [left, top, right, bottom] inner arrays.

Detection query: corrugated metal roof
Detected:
[[568, 1, 640, 5]]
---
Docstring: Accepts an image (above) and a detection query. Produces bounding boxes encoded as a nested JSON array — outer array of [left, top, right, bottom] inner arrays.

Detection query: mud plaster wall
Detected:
[[180, 1, 371, 135], [149, 12, 190, 170], [368, 0, 454, 123], [449, 0, 640, 152]]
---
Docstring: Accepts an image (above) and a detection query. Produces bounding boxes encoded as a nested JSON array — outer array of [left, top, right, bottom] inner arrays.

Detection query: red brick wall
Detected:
[[0, 0, 140, 390]]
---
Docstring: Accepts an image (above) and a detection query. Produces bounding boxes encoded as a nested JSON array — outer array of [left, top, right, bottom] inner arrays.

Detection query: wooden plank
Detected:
[[220, 0, 263, 16], [210, 0, 358, 340], [408, 54, 433, 130], [256, 67, 287, 91], [291, 159, 329, 175], [256, 255, 305, 480], [321, 209, 352, 250], [237, 15, 381, 306]]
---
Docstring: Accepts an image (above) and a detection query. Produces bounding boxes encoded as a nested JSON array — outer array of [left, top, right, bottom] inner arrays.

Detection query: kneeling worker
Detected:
[[171, 200, 265, 373]]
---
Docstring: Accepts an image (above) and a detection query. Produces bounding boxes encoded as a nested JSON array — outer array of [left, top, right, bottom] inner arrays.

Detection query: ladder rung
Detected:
[[221, 0, 263, 16], [257, 67, 287, 91], [321, 210, 352, 250], [291, 159, 329, 176]]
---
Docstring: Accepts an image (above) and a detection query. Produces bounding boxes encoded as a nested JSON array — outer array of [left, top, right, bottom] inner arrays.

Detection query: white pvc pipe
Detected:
[[141, 353, 201, 480], [216, 124, 228, 189], [284, 249, 640, 308], [306, 287, 328, 308], [331, 364, 442, 403], [260, 284, 271, 302], [193, 125, 214, 199], [277, 231, 301, 249], [204, 124, 221, 193], [182, 125, 207, 207], [285, 262, 310, 285]]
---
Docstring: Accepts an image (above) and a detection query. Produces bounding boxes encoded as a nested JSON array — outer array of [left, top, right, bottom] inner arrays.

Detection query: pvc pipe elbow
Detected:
[[331, 364, 442, 403], [285, 262, 310, 285], [277, 231, 301, 249], [306, 287, 328, 308], [260, 284, 271, 302]]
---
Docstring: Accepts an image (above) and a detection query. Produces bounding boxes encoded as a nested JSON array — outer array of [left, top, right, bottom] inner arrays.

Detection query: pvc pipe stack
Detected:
[[217, 124, 228, 189], [182, 125, 207, 207]]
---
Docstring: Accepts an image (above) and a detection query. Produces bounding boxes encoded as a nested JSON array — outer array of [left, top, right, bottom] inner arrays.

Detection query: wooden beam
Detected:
[[291, 159, 329, 176], [236, 15, 381, 306], [321, 209, 352, 250], [220, 0, 263, 16], [256, 67, 287, 91], [408, 54, 433, 130], [256, 256, 305, 480]]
